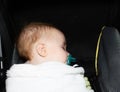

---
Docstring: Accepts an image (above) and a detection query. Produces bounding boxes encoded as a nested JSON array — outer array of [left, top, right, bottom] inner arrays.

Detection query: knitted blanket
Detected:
[[6, 61, 94, 92]]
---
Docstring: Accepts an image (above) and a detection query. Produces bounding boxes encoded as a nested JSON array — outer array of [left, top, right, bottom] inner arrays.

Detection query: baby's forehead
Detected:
[[42, 29, 66, 44], [52, 29, 66, 40], [45, 28, 65, 38]]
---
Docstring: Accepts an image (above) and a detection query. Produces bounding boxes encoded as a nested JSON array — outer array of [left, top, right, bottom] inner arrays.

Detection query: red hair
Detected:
[[16, 22, 61, 60]]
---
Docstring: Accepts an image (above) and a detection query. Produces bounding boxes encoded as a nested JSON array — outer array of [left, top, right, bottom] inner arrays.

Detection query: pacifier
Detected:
[[67, 54, 76, 65]]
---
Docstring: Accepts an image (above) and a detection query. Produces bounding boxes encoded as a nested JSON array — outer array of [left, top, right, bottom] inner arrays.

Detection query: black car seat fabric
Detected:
[[0, 12, 14, 92], [95, 26, 120, 92], [11, 47, 26, 65], [0, 34, 4, 92]]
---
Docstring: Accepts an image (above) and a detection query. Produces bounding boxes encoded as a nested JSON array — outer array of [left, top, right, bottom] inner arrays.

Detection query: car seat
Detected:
[[0, 35, 5, 92], [95, 26, 120, 92], [11, 47, 26, 65]]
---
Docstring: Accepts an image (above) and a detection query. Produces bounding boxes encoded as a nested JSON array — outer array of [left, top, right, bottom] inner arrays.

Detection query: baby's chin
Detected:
[[58, 60, 67, 64], [49, 60, 66, 64]]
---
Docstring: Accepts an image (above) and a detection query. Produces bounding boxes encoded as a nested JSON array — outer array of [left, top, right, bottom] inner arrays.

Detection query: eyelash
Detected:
[[62, 47, 66, 50]]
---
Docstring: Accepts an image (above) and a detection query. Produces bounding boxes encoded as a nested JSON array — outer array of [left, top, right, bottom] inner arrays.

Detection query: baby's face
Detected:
[[46, 30, 69, 63]]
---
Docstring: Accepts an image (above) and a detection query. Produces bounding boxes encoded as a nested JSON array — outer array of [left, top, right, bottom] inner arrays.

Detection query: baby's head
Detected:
[[16, 22, 69, 64]]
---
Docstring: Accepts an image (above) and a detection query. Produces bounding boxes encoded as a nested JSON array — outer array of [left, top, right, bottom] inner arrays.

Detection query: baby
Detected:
[[6, 22, 94, 92]]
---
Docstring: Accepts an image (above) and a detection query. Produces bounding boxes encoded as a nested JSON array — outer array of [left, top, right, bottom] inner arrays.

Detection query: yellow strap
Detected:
[[95, 26, 105, 75]]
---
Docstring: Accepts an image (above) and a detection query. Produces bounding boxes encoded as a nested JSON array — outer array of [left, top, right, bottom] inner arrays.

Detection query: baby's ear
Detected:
[[36, 43, 47, 57]]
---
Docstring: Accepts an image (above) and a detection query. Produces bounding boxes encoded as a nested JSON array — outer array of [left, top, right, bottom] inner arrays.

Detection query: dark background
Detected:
[[0, 0, 120, 76], [6, 0, 120, 59], [0, 1, 120, 91]]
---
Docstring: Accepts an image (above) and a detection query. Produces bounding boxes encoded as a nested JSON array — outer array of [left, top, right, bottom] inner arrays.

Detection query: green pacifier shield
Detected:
[[67, 54, 76, 65]]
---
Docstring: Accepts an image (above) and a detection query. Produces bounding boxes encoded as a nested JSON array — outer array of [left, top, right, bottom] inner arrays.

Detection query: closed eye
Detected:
[[62, 47, 66, 50], [62, 45, 66, 51]]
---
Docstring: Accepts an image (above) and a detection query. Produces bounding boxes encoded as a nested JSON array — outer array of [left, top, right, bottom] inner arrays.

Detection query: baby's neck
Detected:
[[25, 60, 65, 65]]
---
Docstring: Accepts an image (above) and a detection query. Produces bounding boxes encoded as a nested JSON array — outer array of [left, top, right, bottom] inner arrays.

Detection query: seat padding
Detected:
[[97, 27, 120, 92]]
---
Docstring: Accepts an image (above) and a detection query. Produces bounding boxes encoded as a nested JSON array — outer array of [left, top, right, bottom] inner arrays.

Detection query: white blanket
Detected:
[[6, 61, 94, 92]]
